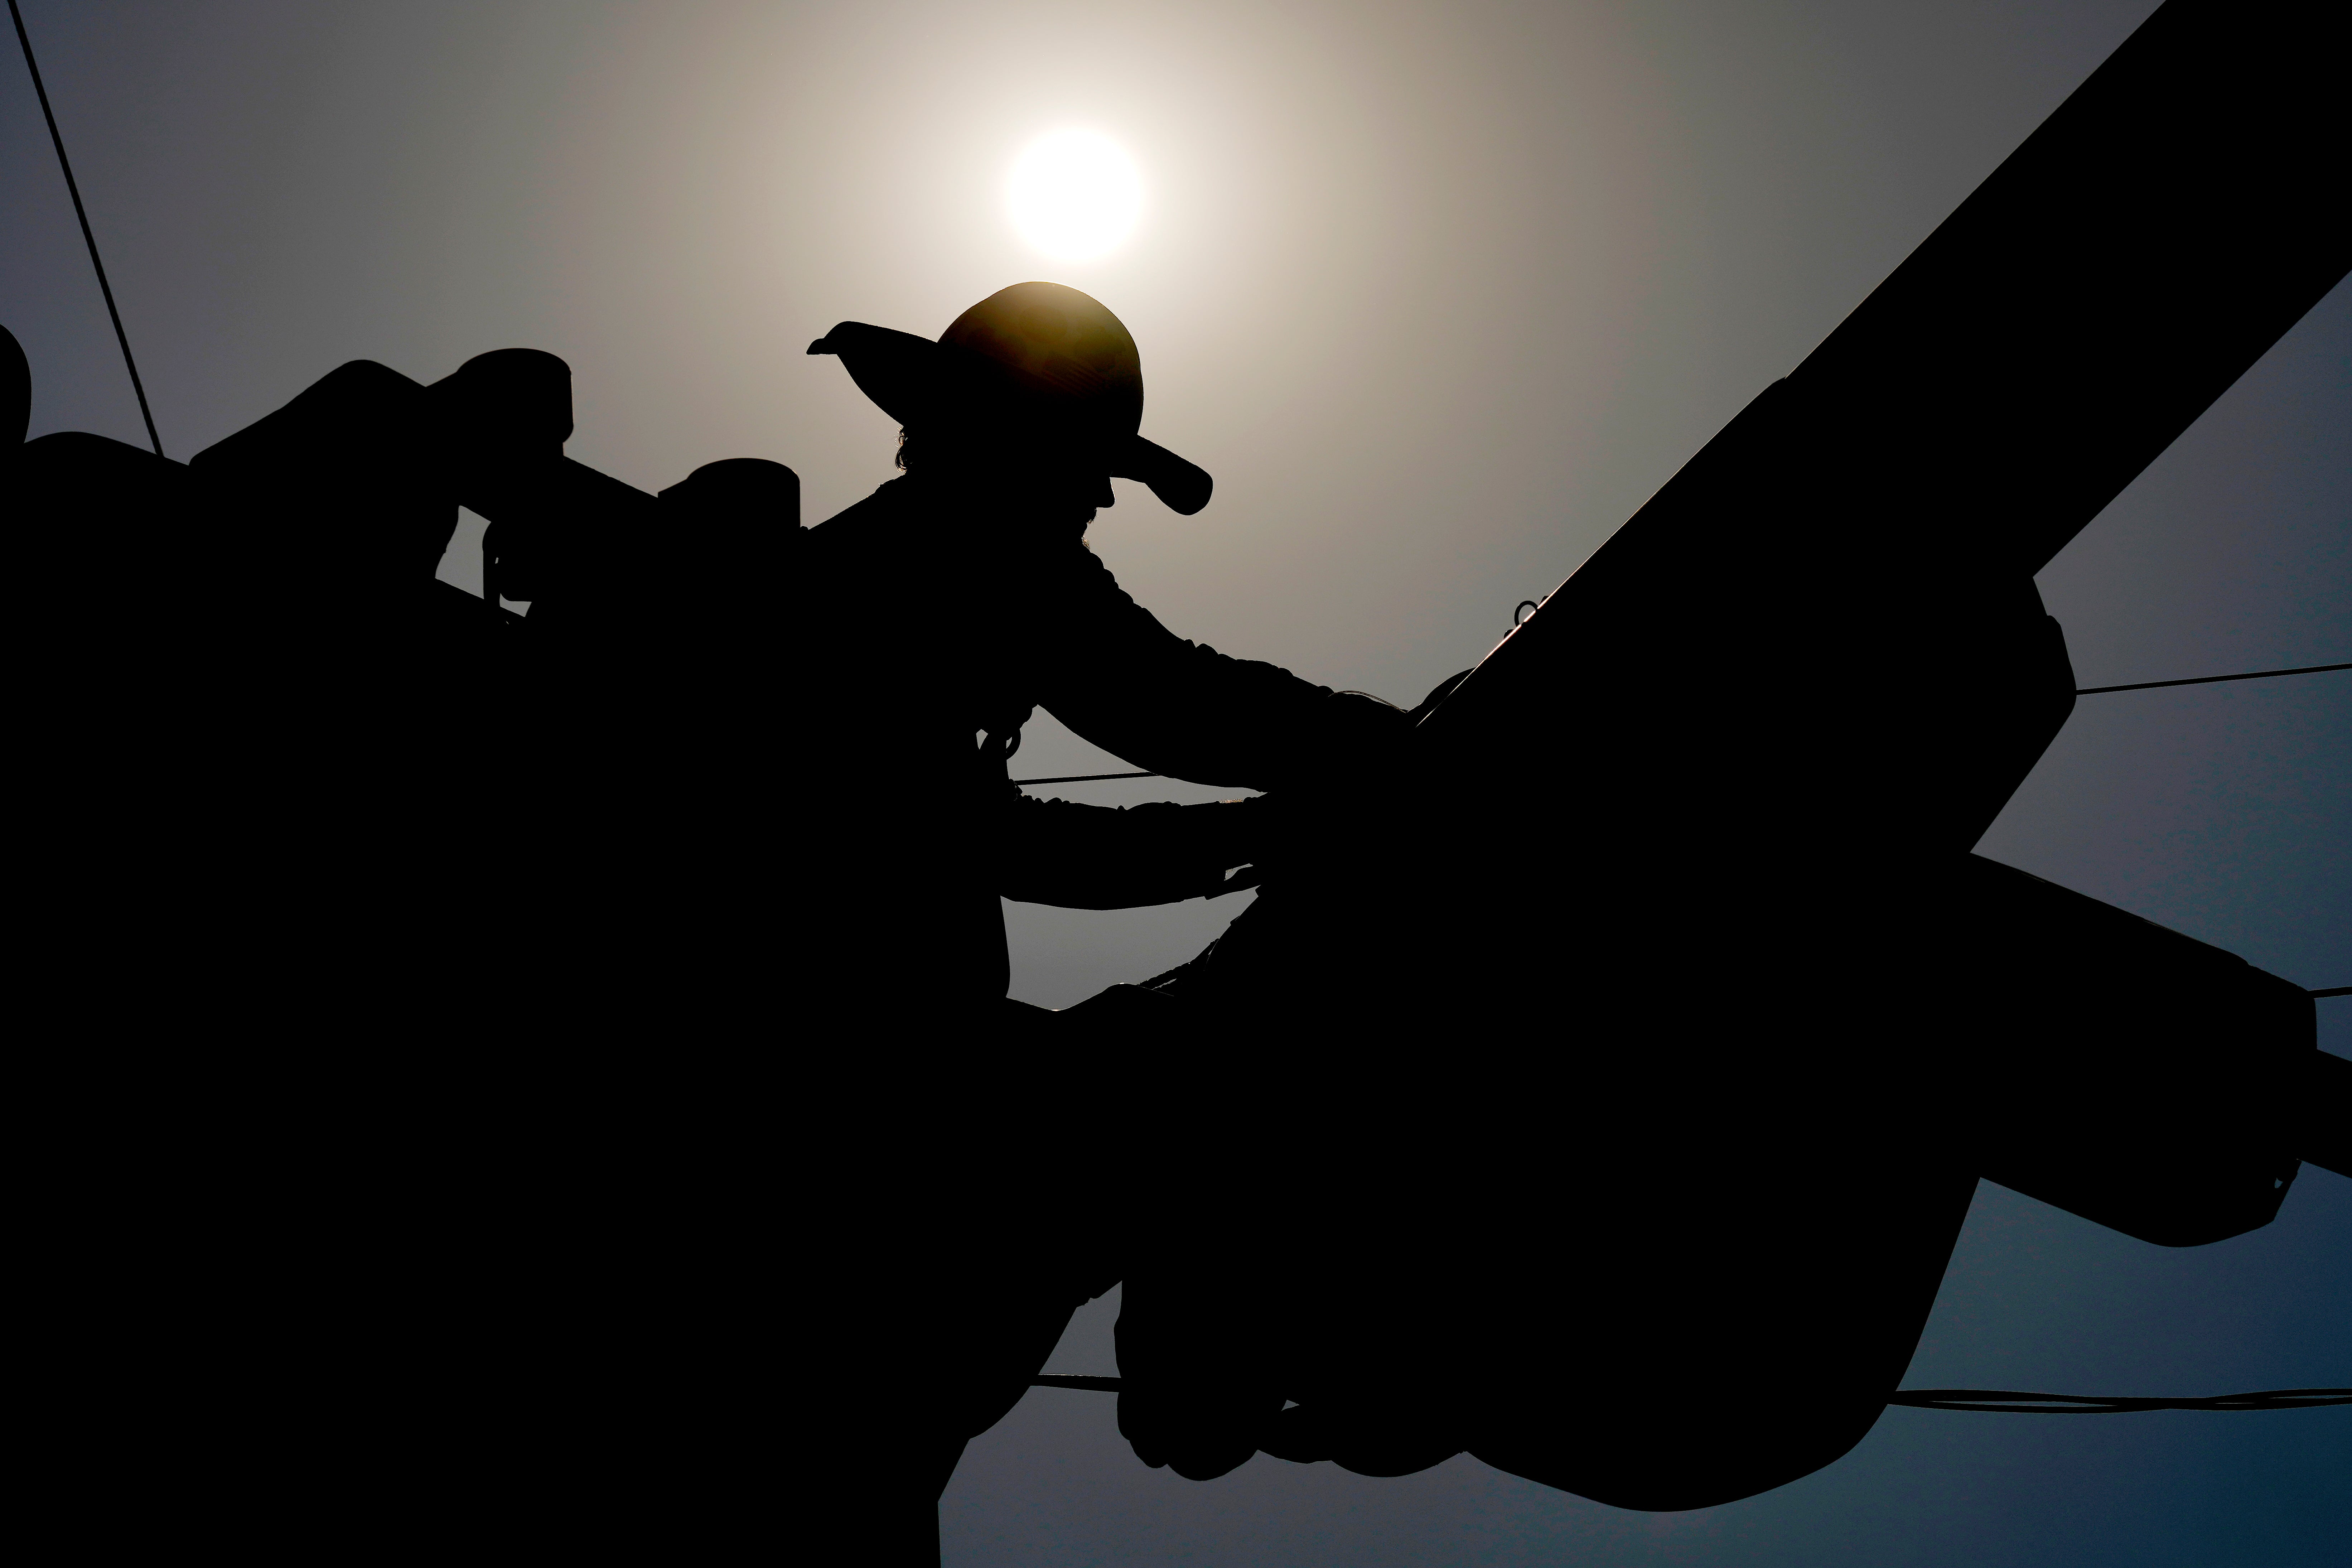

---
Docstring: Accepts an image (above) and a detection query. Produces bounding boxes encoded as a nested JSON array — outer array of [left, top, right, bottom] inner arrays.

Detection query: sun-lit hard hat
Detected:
[[808, 282, 1213, 515]]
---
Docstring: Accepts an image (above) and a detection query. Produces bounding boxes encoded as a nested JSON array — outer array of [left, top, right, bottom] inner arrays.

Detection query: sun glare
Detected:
[[1008, 130, 1143, 262]]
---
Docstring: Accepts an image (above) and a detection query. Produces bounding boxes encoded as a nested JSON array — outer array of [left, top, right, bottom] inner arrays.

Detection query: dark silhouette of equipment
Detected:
[[11, 335, 812, 1555], [1090, 0, 2350, 1523]]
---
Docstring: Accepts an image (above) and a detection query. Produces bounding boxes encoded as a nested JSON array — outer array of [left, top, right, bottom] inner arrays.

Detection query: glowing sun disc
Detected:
[[1009, 130, 1143, 261]]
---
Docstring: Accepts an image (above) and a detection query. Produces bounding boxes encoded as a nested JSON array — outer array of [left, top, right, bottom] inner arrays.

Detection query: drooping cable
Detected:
[[1031, 1375, 1124, 1393], [1007, 660, 2349, 787], [1010, 771, 1160, 787], [2075, 660, 2349, 695], [1027, 1375, 2350, 1415], [9, 0, 163, 458], [1886, 1388, 2349, 1414]]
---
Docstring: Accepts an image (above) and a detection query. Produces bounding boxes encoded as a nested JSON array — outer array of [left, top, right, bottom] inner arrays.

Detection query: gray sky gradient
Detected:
[[6, 3, 2343, 1563]]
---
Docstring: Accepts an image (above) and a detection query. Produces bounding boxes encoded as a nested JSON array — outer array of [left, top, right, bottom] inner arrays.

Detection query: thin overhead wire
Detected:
[[1885, 1388, 2350, 1414], [1027, 1376, 2351, 1414], [1011, 770, 1161, 787], [1009, 661, 2349, 787], [10, 0, 164, 458], [2076, 660, 2348, 695]]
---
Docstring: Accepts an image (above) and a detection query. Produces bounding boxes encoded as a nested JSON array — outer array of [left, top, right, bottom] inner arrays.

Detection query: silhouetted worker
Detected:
[[797, 284, 1411, 1005], [789, 281, 1412, 1562]]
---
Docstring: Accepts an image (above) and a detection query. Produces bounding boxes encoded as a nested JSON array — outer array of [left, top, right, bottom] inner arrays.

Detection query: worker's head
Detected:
[[809, 283, 1211, 524]]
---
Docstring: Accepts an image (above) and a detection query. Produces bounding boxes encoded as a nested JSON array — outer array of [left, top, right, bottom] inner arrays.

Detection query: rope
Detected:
[[1028, 1375, 2350, 1414], [10, 0, 163, 458]]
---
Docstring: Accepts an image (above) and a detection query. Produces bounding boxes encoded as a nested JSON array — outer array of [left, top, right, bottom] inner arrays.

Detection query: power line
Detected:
[[1027, 1376, 2349, 1415], [10, 0, 163, 458], [1009, 661, 2348, 788], [1886, 1388, 2349, 1414], [1010, 770, 1161, 787], [2076, 660, 2348, 695]]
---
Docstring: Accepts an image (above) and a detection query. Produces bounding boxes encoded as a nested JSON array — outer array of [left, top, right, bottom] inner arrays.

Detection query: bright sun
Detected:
[[1008, 130, 1143, 262]]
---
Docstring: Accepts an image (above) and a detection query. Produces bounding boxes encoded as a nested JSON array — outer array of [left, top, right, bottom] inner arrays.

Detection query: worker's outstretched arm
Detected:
[[1027, 547, 1410, 793]]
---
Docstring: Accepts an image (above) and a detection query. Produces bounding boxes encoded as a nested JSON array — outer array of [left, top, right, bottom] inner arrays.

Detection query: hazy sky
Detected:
[[7, 3, 2343, 1563]]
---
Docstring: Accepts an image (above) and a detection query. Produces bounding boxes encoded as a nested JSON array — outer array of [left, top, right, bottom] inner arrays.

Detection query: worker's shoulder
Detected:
[[803, 477, 914, 554]]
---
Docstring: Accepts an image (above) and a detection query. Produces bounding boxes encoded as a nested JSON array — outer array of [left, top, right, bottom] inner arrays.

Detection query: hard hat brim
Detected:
[[810, 322, 1212, 515]]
